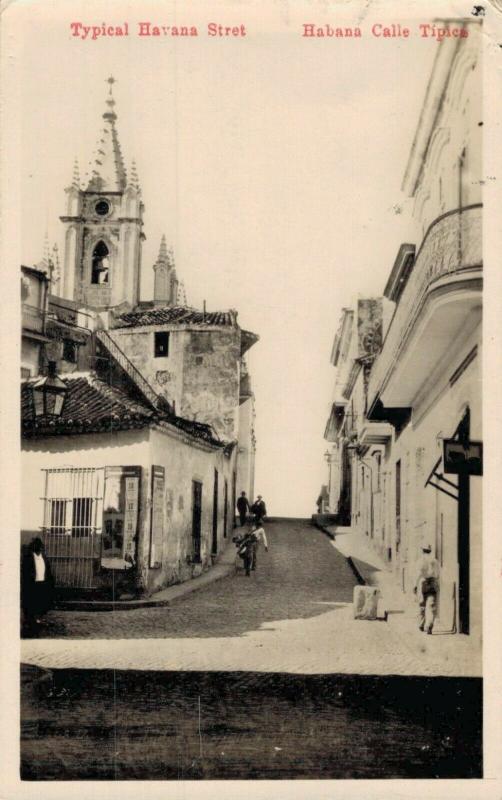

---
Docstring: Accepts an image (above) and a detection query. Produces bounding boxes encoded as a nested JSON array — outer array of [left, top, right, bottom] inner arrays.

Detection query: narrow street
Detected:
[[21, 520, 478, 676], [25, 520, 358, 640], [21, 520, 483, 779]]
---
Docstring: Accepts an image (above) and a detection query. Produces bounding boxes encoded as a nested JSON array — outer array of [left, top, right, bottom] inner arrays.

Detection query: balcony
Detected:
[[358, 422, 393, 454], [22, 304, 47, 338], [368, 204, 482, 414]]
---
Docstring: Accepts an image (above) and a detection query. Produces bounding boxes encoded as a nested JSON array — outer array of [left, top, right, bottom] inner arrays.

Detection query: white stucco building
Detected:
[[21, 79, 258, 598], [324, 21, 482, 639]]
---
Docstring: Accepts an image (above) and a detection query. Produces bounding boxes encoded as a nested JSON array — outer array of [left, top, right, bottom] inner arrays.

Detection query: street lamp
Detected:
[[32, 361, 67, 418]]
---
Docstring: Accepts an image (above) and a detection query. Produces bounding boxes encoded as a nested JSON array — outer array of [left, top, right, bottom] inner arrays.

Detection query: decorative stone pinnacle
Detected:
[[72, 158, 80, 189], [129, 159, 140, 189], [42, 232, 51, 268], [178, 280, 188, 307], [103, 76, 118, 121], [157, 234, 168, 264], [87, 78, 127, 191]]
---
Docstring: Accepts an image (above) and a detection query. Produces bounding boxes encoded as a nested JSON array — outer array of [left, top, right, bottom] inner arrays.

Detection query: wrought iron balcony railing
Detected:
[[368, 204, 482, 406]]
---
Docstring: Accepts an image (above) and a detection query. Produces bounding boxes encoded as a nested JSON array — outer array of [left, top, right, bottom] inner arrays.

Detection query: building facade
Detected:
[[21, 79, 258, 598], [324, 22, 482, 639]]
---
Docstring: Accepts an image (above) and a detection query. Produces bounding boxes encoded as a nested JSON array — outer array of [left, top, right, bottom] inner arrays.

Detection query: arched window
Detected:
[[91, 240, 110, 285]]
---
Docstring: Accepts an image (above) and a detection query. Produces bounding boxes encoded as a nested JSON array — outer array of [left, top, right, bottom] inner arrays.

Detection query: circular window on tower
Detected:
[[95, 199, 111, 217]]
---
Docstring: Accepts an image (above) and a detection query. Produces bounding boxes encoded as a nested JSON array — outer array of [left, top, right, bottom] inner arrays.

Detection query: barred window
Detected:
[[50, 499, 67, 534], [42, 468, 104, 537]]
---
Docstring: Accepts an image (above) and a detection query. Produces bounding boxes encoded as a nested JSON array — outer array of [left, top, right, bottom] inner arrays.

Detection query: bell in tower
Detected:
[[59, 77, 145, 312]]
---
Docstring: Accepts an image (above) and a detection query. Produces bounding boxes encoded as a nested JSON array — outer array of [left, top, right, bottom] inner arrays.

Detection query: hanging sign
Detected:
[[150, 465, 165, 568], [123, 466, 141, 561], [443, 440, 483, 476]]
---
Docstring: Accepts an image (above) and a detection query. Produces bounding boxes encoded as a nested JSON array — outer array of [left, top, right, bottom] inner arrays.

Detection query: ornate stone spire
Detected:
[[87, 76, 127, 192], [35, 232, 51, 274], [157, 234, 168, 265], [153, 236, 179, 306], [35, 235, 60, 292], [51, 244, 61, 291]]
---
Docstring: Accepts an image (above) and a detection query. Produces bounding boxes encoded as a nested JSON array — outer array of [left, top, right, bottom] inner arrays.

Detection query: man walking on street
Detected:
[[413, 543, 440, 634], [236, 491, 250, 527], [235, 530, 258, 576], [250, 522, 268, 572], [251, 495, 267, 524]]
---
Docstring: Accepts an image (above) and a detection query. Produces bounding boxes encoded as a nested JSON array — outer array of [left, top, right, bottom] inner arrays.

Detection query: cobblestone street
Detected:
[[20, 522, 483, 779], [21, 666, 482, 780], [25, 520, 357, 640], [21, 520, 478, 676]]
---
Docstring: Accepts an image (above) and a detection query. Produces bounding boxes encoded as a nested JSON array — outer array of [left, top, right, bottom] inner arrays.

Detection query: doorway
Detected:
[[223, 479, 228, 538], [456, 410, 471, 635], [212, 469, 219, 555], [192, 481, 202, 563]]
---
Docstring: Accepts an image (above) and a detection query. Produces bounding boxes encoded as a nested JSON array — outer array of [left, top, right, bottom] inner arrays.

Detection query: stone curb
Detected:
[[313, 522, 366, 586]]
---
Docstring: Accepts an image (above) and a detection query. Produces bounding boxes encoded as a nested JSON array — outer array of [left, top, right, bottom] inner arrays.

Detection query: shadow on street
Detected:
[[27, 522, 359, 640], [21, 665, 482, 780]]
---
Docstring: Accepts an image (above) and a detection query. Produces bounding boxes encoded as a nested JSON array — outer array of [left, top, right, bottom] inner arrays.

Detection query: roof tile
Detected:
[[115, 305, 236, 328], [21, 374, 222, 446]]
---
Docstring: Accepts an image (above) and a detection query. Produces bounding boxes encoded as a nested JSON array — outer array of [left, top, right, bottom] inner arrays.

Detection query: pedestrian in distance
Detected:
[[250, 495, 267, 524], [250, 522, 269, 571], [236, 491, 250, 526], [21, 536, 54, 633], [234, 530, 258, 576], [413, 543, 440, 634]]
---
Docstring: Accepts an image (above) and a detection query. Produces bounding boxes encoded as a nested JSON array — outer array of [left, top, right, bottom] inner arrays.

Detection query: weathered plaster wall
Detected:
[[147, 429, 236, 592], [21, 340, 41, 378], [21, 429, 151, 540], [110, 326, 186, 411], [382, 325, 481, 639], [181, 329, 241, 440], [109, 325, 242, 440], [21, 426, 238, 596]]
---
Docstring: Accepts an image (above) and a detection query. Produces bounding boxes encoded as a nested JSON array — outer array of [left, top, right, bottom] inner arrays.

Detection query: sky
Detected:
[[6, 0, 441, 515]]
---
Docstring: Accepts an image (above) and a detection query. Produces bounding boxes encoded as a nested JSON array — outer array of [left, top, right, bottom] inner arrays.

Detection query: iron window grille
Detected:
[[42, 467, 105, 538]]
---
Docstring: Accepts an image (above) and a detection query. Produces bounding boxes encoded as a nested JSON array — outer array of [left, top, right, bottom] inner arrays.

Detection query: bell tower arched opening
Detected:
[[91, 240, 110, 285]]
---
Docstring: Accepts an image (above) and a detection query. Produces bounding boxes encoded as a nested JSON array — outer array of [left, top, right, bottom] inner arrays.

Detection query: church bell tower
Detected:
[[59, 77, 144, 311]]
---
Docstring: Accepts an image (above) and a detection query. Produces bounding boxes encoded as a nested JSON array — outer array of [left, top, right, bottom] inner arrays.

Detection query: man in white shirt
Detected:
[[250, 523, 268, 572], [413, 543, 440, 634], [21, 537, 54, 631], [33, 550, 46, 582]]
